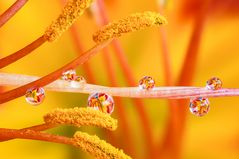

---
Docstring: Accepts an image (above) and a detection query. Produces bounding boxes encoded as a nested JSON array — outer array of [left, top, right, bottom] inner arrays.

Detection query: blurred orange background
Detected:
[[1, 0, 239, 159]]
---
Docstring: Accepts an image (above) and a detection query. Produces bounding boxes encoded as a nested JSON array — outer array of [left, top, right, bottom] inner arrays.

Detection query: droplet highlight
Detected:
[[206, 77, 222, 90], [139, 76, 155, 90], [189, 97, 210, 117], [87, 92, 114, 114], [61, 69, 77, 81], [25, 87, 45, 105]]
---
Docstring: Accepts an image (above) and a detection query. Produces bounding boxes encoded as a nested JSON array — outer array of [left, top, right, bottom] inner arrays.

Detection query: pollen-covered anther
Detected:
[[93, 11, 168, 43], [73, 131, 132, 159], [43, 107, 117, 131], [45, 0, 93, 42]]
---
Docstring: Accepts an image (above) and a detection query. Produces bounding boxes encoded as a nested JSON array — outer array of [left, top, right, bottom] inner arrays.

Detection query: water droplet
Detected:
[[87, 92, 114, 114], [206, 77, 222, 90], [189, 97, 210, 117], [139, 76, 155, 90], [61, 69, 76, 81], [25, 87, 45, 105]]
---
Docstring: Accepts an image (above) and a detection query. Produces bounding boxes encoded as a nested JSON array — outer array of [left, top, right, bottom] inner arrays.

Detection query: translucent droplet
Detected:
[[87, 92, 114, 114], [25, 87, 45, 105], [61, 69, 76, 81], [139, 76, 155, 90], [189, 97, 210, 117], [206, 77, 222, 90]]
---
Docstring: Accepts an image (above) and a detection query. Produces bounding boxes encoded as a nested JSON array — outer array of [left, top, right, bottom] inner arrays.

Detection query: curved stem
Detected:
[[177, 22, 204, 86], [0, 128, 74, 145], [111, 39, 156, 158], [2, 73, 239, 99], [0, 40, 112, 104], [102, 47, 136, 157], [159, 28, 173, 85], [67, 16, 116, 148], [156, 0, 173, 85], [0, 35, 47, 69], [171, 7, 209, 159], [70, 25, 97, 84], [0, 0, 28, 27], [69, 2, 134, 151], [95, 0, 156, 157], [157, 4, 181, 159], [0, 123, 55, 142]]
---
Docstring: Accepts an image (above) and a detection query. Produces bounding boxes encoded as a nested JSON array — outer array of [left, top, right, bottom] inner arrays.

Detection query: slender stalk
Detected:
[[0, 40, 112, 104], [177, 20, 205, 85], [111, 40, 156, 158], [102, 48, 118, 86], [157, 4, 181, 159], [0, 128, 74, 145], [0, 35, 47, 69], [70, 24, 97, 84], [2, 73, 238, 99], [110, 40, 136, 87], [0, 123, 55, 142], [23, 123, 55, 131], [159, 28, 173, 85], [0, 0, 28, 27], [68, 2, 134, 150], [67, 20, 116, 149], [171, 7, 209, 158], [95, 0, 156, 157], [0, 0, 94, 69], [102, 48, 136, 157]]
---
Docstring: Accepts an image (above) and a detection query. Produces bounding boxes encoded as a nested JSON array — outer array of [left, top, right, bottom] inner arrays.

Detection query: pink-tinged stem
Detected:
[[70, 25, 97, 83], [2, 73, 239, 98], [0, 40, 112, 104], [0, 0, 28, 27], [96, 0, 156, 157], [0, 35, 47, 69], [102, 47, 137, 157], [0, 128, 74, 145]]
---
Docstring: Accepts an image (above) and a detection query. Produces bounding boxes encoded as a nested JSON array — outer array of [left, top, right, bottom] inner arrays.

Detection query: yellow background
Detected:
[[1, 0, 239, 158]]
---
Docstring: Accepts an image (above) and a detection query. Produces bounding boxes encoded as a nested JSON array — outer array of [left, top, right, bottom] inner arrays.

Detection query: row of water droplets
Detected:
[[25, 69, 114, 114], [190, 77, 222, 117], [25, 70, 222, 117], [138, 76, 222, 117]]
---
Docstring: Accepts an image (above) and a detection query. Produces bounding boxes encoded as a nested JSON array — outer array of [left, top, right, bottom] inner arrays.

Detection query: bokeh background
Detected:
[[1, 0, 239, 159]]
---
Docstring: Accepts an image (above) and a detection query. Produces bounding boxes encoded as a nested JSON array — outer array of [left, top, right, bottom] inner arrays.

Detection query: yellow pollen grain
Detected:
[[45, 0, 93, 42], [73, 131, 132, 159], [93, 11, 168, 43], [44, 107, 117, 131]]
